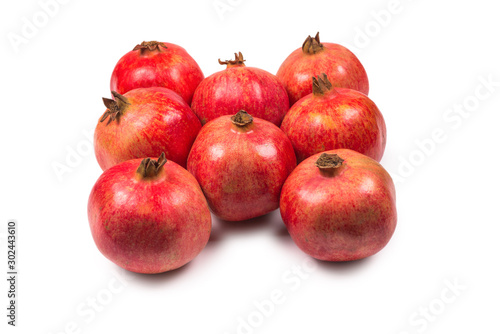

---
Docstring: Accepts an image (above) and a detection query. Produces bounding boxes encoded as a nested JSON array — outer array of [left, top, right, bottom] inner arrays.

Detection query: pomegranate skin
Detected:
[[88, 157, 212, 274], [277, 35, 369, 106], [94, 87, 201, 170], [110, 42, 204, 105], [187, 112, 296, 221], [280, 149, 397, 262], [281, 83, 386, 163], [191, 56, 289, 126]]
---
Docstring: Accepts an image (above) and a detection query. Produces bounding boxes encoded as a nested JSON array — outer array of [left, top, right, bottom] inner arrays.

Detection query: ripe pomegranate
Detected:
[[88, 153, 212, 273], [187, 111, 296, 221], [191, 52, 289, 126], [281, 74, 386, 163], [280, 150, 397, 261], [110, 41, 204, 105], [94, 87, 201, 170], [277, 32, 369, 106]]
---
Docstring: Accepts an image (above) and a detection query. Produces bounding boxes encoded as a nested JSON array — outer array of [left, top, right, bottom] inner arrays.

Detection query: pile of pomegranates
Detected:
[[88, 34, 397, 274]]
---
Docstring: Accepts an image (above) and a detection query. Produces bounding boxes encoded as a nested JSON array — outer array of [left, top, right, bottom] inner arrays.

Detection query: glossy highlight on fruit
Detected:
[[281, 74, 386, 162], [110, 41, 204, 105], [94, 87, 201, 170], [280, 149, 397, 261], [277, 33, 369, 105], [187, 111, 296, 221], [191, 52, 289, 126], [88, 153, 212, 273]]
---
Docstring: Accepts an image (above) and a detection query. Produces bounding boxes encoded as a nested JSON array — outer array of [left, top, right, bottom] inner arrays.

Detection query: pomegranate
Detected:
[[187, 111, 296, 221], [110, 41, 204, 105], [88, 153, 212, 273], [277, 32, 369, 105], [281, 74, 386, 163], [191, 52, 289, 126], [280, 150, 397, 261], [94, 87, 201, 170]]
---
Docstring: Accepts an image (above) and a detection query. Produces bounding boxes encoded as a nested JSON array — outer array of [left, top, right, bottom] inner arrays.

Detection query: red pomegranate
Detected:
[[110, 41, 204, 105], [187, 111, 296, 221], [280, 150, 397, 261], [281, 74, 386, 163], [277, 33, 369, 106], [94, 87, 201, 170], [191, 52, 289, 126], [88, 153, 212, 273]]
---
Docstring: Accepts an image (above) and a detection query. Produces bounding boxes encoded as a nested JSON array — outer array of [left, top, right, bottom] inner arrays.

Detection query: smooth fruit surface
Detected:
[[94, 87, 201, 170], [277, 33, 369, 105], [281, 74, 386, 162], [191, 52, 289, 126], [88, 154, 212, 273], [280, 149, 397, 261], [110, 41, 204, 105], [187, 111, 296, 221]]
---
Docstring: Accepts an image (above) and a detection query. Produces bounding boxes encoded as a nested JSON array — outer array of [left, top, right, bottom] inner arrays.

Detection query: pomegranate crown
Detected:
[[218, 52, 246, 67], [312, 73, 336, 96], [230, 110, 254, 127], [315, 153, 344, 170], [302, 32, 324, 54], [100, 91, 131, 125], [133, 41, 168, 52], [136, 153, 167, 179]]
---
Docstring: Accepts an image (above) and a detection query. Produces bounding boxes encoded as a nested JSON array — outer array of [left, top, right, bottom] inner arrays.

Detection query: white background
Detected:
[[1, 0, 499, 333]]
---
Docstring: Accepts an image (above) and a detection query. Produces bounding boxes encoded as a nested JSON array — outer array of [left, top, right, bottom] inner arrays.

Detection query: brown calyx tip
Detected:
[[218, 52, 246, 67], [136, 152, 167, 179], [315, 153, 344, 170], [312, 73, 335, 96], [302, 32, 324, 54], [133, 41, 168, 52], [100, 91, 131, 125], [231, 110, 253, 126]]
